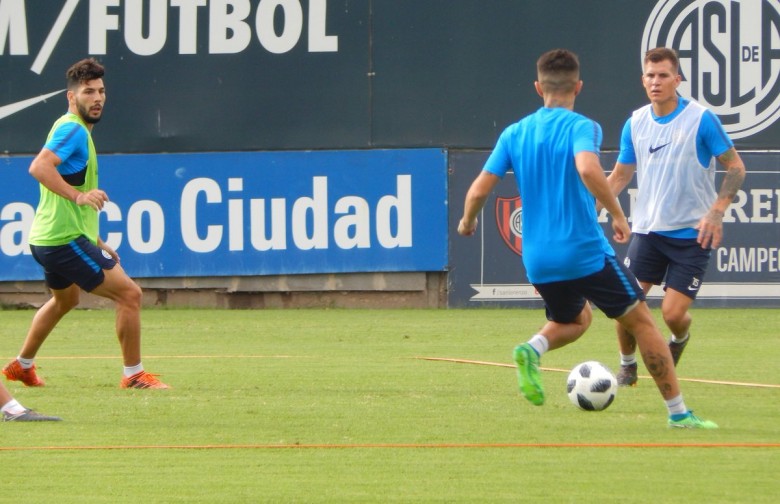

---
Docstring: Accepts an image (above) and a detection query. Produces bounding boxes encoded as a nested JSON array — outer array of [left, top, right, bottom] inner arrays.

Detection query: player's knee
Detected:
[[579, 311, 592, 332], [56, 293, 80, 312], [126, 282, 143, 308], [115, 280, 142, 309], [662, 306, 689, 328], [616, 303, 654, 337], [576, 302, 593, 329]]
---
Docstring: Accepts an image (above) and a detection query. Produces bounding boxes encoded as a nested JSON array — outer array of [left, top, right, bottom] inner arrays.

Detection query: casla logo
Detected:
[[643, 0, 780, 139], [495, 196, 522, 256]]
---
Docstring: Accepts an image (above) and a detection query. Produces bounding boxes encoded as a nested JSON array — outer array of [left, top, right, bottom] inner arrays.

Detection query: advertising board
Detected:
[[0, 149, 448, 279]]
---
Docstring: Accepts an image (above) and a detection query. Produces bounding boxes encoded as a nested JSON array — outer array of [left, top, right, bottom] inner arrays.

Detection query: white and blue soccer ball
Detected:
[[566, 361, 617, 411]]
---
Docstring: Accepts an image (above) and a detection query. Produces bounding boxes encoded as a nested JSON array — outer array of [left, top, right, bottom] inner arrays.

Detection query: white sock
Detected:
[[2, 399, 26, 415], [620, 353, 637, 366], [671, 333, 689, 344], [527, 334, 549, 357], [665, 394, 688, 417], [123, 363, 144, 378], [17, 356, 34, 369]]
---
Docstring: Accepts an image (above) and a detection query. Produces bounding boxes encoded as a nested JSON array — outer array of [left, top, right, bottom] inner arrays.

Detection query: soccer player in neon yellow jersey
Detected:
[[458, 49, 716, 428], [2, 58, 169, 390]]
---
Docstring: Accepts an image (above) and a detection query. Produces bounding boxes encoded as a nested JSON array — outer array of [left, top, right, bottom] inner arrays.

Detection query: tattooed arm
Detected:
[[697, 147, 746, 249]]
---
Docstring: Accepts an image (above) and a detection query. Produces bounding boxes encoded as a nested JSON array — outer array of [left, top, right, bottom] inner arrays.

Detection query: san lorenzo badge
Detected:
[[495, 196, 522, 255]]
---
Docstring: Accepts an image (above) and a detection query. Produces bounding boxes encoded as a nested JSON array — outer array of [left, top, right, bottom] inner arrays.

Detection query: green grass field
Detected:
[[1, 307, 777, 503]]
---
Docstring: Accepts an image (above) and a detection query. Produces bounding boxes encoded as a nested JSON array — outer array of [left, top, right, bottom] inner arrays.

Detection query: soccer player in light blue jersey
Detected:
[[458, 49, 716, 428], [607, 47, 746, 387]]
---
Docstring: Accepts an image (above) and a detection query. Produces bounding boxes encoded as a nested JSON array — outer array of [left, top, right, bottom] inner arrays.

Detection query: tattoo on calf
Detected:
[[642, 352, 669, 380]]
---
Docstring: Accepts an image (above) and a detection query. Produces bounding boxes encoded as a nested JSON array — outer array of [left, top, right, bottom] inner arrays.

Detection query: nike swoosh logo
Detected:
[[648, 142, 671, 154], [0, 90, 64, 121]]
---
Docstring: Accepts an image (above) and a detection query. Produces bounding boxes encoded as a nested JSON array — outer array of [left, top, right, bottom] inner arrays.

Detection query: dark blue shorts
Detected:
[[30, 236, 116, 292], [534, 255, 646, 323], [625, 232, 711, 300]]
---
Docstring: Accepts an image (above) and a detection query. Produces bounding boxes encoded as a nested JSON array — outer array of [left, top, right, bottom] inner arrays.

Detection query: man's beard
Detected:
[[78, 103, 102, 124]]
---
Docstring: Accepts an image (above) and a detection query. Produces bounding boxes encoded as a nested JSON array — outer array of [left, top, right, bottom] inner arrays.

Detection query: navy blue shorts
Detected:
[[534, 255, 646, 323], [30, 236, 116, 292], [625, 232, 711, 300]]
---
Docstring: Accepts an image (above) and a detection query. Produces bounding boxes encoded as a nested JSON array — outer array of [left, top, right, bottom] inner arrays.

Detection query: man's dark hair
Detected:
[[644, 47, 679, 72], [66, 58, 105, 90], [537, 49, 580, 93]]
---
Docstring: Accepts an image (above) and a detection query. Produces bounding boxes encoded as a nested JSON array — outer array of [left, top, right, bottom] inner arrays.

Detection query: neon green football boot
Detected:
[[513, 343, 544, 406], [668, 411, 719, 429]]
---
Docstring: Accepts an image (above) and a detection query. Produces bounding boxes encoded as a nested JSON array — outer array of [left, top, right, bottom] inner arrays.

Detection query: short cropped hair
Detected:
[[644, 47, 679, 72], [537, 49, 580, 94], [66, 58, 105, 90]]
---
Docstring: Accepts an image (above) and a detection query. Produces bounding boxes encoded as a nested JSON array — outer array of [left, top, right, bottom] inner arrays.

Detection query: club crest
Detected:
[[495, 196, 522, 255]]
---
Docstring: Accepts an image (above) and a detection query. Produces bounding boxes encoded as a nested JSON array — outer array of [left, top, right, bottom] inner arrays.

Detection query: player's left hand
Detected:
[[76, 189, 109, 211], [696, 209, 724, 249]]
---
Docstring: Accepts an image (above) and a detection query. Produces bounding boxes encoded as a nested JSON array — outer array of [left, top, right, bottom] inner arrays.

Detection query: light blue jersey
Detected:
[[484, 107, 615, 284], [44, 114, 91, 178]]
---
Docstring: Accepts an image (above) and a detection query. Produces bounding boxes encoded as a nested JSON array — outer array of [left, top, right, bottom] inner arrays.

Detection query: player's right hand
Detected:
[[458, 217, 478, 236], [611, 215, 631, 244]]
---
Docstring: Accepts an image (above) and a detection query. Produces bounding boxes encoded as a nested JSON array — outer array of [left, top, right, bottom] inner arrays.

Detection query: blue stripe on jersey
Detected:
[[591, 120, 600, 152], [69, 240, 101, 273], [606, 255, 637, 300]]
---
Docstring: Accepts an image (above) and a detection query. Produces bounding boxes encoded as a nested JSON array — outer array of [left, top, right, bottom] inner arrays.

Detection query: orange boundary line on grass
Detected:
[[417, 357, 780, 389], [1, 443, 779, 452]]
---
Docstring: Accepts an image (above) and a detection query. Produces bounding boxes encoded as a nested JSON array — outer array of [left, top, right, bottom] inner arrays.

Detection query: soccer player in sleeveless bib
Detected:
[[2, 59, 170, 391], [607, 48, 746, 388]]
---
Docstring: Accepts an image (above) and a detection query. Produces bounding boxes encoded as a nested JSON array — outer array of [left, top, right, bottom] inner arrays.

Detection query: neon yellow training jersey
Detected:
[[28, 113, 99, 246]]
